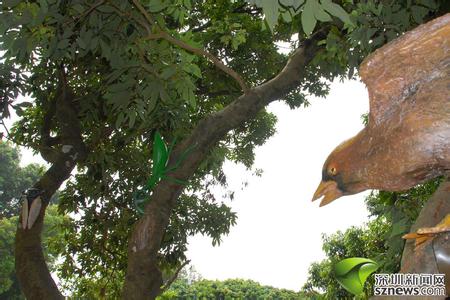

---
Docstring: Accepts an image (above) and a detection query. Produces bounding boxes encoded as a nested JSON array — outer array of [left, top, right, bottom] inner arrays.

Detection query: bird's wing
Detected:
[[359, 13, 450, 125]]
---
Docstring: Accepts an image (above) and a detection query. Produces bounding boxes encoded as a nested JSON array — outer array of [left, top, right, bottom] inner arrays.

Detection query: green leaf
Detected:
[[2, 0, 21, 7], [411, 5, 429, 24], [96, 5, 115, 13], [159, 88, 170, 103], [115, 111, 125, 129], [148, 132, 169, 190], [184, 63, 202, 78], [321, 0, 351, 25], [334, 257, 376, 276], [160, 66, 177, 80], [147, 0, 168, 13], [292, 0, 305, 11], [76, 37, 87, 49], [100, 39, 111, 60], [418, 0, 437, 9], [279, 0, 294, 7], [358, 262, 378, 284], [14, 102, 33, 108], [390, 218, 408, 237], [336, 267, 364, 295], [261, 0, 280, 31], [38, 0, 48, 14], [334, 257, 379, 296], [315, 6, 331, 22], [57, 39, 70, 50], [128, 110, 137, 128], [281, 10, 292, 22], [301, 0, 317, 35]]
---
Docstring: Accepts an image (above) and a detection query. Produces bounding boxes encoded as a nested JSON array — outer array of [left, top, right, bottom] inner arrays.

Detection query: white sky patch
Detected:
[[186, 79, 371, 291]]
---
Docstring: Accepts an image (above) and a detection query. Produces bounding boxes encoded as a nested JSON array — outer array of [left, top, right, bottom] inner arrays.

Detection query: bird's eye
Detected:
[[329, 167, 337, 176]]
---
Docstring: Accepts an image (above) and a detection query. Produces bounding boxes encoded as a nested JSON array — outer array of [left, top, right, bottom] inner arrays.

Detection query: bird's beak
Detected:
[[312, 180, 343, 207]]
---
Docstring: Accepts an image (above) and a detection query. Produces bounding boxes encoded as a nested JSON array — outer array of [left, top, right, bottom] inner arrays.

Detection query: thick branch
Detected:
[[122, 31, 326, 300], [155, 32, 249, 93], [15, 75, 88, 300]]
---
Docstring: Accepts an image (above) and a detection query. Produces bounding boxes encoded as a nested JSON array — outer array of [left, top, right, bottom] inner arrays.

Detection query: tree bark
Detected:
[[121, 31, 327, 299]]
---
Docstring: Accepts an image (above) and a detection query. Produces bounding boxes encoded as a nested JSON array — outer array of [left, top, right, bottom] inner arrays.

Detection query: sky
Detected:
[[8, 78, 372, 292], [186, 79, 372, 291]]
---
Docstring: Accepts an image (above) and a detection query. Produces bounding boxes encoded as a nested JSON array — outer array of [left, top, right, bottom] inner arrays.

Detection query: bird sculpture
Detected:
[[312, 14, 450, 208]]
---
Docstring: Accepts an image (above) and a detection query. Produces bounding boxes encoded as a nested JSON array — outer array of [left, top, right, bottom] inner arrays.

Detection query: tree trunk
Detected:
[[15, 158, 75, 300], [15, 76, 89, 299], [121, 31, 327, 299]]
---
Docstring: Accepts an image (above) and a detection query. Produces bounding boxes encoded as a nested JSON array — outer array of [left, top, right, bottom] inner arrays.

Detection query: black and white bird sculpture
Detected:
[[21, 188, 43, 230]]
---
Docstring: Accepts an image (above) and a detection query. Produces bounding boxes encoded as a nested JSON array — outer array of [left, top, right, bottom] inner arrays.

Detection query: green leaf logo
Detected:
[[334, 257, 379, 296]]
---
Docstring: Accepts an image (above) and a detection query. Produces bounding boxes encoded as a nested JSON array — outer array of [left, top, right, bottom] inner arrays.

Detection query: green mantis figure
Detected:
[[133, 132, 193, 215]]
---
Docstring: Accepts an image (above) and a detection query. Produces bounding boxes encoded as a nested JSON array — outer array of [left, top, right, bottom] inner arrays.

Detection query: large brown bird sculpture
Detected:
[[312, 14, 450, 209]]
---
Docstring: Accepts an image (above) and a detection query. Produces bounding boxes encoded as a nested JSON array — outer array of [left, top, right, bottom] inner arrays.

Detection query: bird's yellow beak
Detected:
[[312, 180, 343, 207]]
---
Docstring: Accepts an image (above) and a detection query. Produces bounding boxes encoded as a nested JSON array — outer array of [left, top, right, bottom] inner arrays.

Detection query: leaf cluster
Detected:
[[160, 278, 307, 299]]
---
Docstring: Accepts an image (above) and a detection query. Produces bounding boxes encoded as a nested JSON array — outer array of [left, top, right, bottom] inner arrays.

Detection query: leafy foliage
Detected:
[[302, 218, 391, 299], [334, 257, 378, 296], [246, 0, 352, 34], [160, 278, 308, 299], [365, 178, 442, 271], [303, 179, 441, 299]]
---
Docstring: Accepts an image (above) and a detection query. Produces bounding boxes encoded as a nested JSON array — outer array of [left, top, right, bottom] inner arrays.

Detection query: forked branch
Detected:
[[130, 0, 249, 93]]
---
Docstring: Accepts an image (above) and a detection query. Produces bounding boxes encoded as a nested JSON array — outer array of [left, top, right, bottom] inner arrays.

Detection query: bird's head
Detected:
[[312, 132, 369, 206]]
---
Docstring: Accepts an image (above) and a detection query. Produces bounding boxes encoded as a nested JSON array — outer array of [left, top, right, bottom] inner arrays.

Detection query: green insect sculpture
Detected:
[[133, 132, 193, 215]]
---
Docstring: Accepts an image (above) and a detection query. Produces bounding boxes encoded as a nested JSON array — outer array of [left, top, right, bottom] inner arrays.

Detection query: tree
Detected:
[[302, 218, 390, 299], [159, 278, 307, 299], [0, 141, 45, 218], [0, 0, 447, 298]]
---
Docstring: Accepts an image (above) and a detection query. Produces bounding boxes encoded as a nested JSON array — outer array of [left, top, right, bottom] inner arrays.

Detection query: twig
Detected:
[[157, 32, 249, 93], [130, 0, 249, 93], [160, 260, 190, 293], [0, 119, 27, 146], [131, 0, 155, 26], [135, 43, 161, 79], [64, 0, 106, 26], [0, 120, 11, 138], [82, 0, 106, 19]]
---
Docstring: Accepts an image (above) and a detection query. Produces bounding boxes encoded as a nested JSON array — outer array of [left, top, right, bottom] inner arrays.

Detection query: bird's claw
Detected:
[[402, 215, 450, 248]]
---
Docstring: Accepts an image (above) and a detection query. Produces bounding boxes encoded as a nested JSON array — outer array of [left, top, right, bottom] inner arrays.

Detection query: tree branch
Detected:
[[65, 0, 105, 26], [130, 0, 249, 93]]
